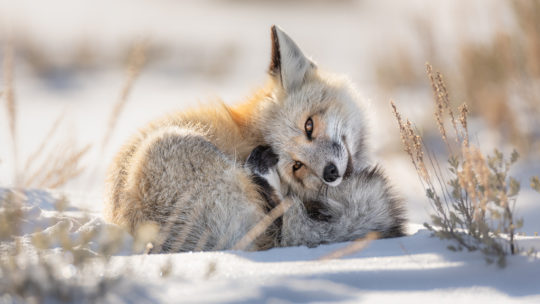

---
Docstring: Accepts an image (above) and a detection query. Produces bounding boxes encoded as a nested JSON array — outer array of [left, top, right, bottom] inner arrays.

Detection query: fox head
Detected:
[[260, 25, 370, 197]]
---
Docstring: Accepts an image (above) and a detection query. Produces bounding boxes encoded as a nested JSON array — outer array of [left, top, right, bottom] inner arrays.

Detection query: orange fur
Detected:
[[104, 83, 275, 234]]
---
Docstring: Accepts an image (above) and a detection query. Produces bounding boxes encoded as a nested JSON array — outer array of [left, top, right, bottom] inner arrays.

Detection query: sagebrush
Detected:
[[391, 63, 539, 267], [380, 1, 540, 150]]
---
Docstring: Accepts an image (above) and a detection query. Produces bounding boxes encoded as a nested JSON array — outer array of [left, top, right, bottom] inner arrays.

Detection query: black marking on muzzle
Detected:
[[331, 141, 342, 156]]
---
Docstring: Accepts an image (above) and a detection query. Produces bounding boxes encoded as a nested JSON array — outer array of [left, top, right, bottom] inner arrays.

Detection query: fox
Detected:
[[104, 25, 405, 252]]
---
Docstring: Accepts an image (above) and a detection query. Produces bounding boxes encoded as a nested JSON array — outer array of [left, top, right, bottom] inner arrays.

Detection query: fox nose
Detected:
[[323, 163, 339, 183]]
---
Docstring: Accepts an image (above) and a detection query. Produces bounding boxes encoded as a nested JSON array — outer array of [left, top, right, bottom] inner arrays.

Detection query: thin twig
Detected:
[[3, 39, 18, 184], [22, 112, 65, 176], [102, 40, 147, 149], [233, 199, 292, 251], [319, 232, 379, 260]]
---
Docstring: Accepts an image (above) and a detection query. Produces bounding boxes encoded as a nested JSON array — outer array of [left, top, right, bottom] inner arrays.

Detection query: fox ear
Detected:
[[269, 25, 316, 93]]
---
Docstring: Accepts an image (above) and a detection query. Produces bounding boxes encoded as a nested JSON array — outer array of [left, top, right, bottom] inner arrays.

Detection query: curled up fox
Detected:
[[104, 26, 405, 252]]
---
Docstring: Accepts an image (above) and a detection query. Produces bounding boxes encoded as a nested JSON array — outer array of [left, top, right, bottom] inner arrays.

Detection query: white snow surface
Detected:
[[2, 188, 540, 303]]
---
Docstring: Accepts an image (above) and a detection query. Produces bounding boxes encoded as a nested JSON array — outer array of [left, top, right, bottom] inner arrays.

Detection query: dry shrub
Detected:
[[8, 107, 92, 190], [2, 37, 92, 189], [379, 1, 540, 152], [0, 189, 132, 303], [392, 64, 539, 267], [0, 37, 169, 303], [0, 40, 104, 303]]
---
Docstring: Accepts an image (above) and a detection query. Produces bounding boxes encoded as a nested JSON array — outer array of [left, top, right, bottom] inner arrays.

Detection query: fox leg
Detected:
[[244, 145, 288, 245], [117, 126, 272, 252], [245, 145, 282, 210]]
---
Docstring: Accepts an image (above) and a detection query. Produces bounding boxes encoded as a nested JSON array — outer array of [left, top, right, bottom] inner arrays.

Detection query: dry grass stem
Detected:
[[458, 103, 469, 147], [391, 100, 429, 185], [3, 39, 18, 183], [436, 71, 460, 141], [426, 63, 472, 151], [390, 100, 413, 160], [23, 142, 91, 189], [42, 144, 91, 189], [3, 42, 16, 143], [233, 199, 292, 251], [426, 63, 449, 147], [0, 40, 147, 303], [102, 40, 147, 148], [141, 189, 196, 253], [22, 112, 65, 176], [319, 232, 379, 260]]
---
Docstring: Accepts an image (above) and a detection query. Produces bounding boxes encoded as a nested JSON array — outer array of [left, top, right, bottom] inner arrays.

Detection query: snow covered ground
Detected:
[[1, 0, 540, 302], [2, 188, 540, 303], [127, 232, 540, 303]]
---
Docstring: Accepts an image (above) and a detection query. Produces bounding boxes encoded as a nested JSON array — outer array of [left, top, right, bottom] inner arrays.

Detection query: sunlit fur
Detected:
[[260, 72, 369, 197], [104, 26, 402, 252]]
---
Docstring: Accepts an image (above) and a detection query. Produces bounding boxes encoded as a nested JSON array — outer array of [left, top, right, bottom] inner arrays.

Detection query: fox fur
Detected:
[[104, 25, 405, 252], [247, 145, 405, 248]]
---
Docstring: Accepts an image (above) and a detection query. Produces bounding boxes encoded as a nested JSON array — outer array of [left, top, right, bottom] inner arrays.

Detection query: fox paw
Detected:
[[246, 145, 278, 175], [246, 145, 282, 209]]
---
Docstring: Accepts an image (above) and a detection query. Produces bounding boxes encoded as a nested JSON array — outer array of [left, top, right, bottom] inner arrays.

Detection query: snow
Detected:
[[111, 232, 539, 302], [2, 188, 539, 303], [1, 0, 540, 302]]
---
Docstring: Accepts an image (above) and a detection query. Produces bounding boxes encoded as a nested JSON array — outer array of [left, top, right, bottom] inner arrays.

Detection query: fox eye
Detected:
[[293, 161, 303, 171], [304, 117, 313, 139]]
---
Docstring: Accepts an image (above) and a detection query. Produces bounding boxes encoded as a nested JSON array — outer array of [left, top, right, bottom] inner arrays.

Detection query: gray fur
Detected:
[[108, 126, 277, 252], [260, 71, 370, 194], [280, 166, 406, 247], [104, 25, 405, 253]]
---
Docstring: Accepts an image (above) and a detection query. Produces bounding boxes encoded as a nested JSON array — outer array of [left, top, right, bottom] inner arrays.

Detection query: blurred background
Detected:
[[0, 0, 539, 229]]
